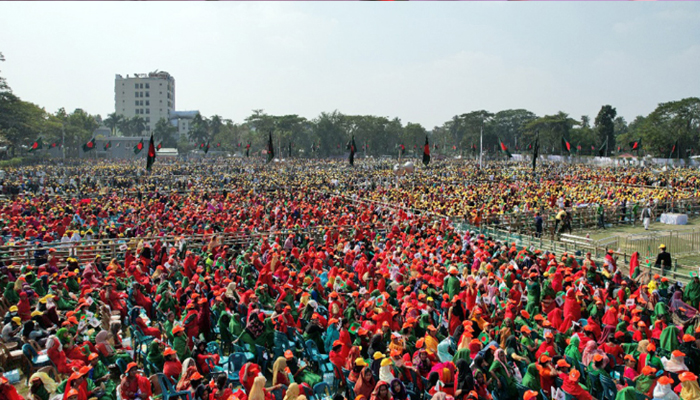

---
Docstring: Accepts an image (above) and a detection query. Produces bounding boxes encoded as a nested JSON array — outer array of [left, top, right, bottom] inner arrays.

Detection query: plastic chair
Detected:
[[149, 374, 162, 398], [599, 374, 618, 400], [157, 373, 191, 400], [304, 340, 329, 364], [313, 382, 331, 400], [220, 352, 247, 385], [22, 344, 53, 383], [254, 344, 269, 374], [116, 358, 128, 375]]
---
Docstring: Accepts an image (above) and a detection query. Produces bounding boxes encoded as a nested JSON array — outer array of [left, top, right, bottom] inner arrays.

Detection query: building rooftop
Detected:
[[115, 70, 173, 80]]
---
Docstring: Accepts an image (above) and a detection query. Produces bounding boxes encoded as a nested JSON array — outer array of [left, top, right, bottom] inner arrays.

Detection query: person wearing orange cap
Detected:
[[636, 365, 658, 397], [163, 347, 182, 383], [119, 362, 152, 400], [680, 371, 700, 400], [62, 366, 94, 400], [561, 369, 594, 400], [0, 375, 23, 400], [653, 375, 679, 400]]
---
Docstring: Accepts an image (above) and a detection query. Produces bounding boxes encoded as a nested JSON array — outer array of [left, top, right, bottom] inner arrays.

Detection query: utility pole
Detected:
[[62, 123, 65, 162], [479, 123, 483, 169]]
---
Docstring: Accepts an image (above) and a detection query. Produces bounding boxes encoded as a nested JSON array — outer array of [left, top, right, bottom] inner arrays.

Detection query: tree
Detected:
[[104, 113, 123, 136], [524, 112, 579, 155], [187, 113, 209, 145], [640, 98, 700, 157], [489, 109, 537, 151], [0, 51, 9, 95], [594, 105, 617, 156], [153, 118, 178, 148]]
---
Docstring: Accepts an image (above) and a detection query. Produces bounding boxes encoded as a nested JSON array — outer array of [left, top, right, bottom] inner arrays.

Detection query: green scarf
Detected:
[[453, 348, 471, 363], [564, 335, 582, 362], [146, 341, 164, 371], [659, 325, 681, 353], [521, 363, 541, 391], [614, 387, 637, 400], [635, 374, 655, 395]]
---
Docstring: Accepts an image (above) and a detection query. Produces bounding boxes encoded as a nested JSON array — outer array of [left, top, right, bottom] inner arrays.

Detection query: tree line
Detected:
[[1, 52, 698, 160]]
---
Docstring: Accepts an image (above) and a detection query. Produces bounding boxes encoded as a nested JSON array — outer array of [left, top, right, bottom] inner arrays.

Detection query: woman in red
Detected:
[[129, 307, 161, 340], [192, 340, 220, 375], [63, 367, 93, 400], [329, 340, 346, 371], [0, 375, 23, 400], [163, 348, 182, 384], [209, 375, 232, 400], [561, 369, 592, 400], [46, 335, 85, 375], [120, 363, 152, 400]]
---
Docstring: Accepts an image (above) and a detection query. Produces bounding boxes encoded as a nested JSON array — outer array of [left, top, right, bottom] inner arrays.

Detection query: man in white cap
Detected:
[[641, 202, 654, 230]]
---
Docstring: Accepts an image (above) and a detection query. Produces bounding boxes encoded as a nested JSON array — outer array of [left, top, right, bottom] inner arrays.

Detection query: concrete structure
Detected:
[[115, 71, 175, 134], [169, 110, 199, 139]]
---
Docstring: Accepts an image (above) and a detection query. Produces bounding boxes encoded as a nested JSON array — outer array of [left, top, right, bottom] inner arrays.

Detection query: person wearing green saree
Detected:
[[565, 335, 582, 363], [654, 302, 671, 325], [146, 341, 165, 373], [521, 363, 541, 392], [614, 386, 637, 400], [157, 291, 178, 316], [635, 366, 657, 397], [229, 313, 244, 337], [88, 353, 117, 400], [489, 348, 518, 400], [443, 267, 461, 298], [163, 312, 176, 343], [453, 347, 471, 363], [660, 325, 681, 354], [685, 275, 700, 309], [288, 354, 322, 387], [173, 325, 191, 362]]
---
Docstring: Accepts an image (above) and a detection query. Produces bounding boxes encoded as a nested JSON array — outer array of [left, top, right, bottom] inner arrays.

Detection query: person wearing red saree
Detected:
[[101, 284, 126, 320], [46, 335, 85, 375], [239, 363, 262, 394], [63, 367, 93, 400], [561, 369, 593, 400], [120, 363, 152, 400], [0, 375, 23, 400], [163, 348, 182, 384], [329, 340, 346, 371], [17, 292, 31, 321], [560, 288, 581, 333], [535, 332, 557, 359], [183, 302, 200, 346]]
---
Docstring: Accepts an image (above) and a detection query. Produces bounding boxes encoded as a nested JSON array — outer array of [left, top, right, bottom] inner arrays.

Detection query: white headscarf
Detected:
[[662, 355, 689, 373], [379, 365, 394, 383], [653, 382, 680, 400]]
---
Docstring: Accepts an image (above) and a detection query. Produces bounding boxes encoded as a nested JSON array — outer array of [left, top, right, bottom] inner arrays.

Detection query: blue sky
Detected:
[[1, 2, 699, 128]]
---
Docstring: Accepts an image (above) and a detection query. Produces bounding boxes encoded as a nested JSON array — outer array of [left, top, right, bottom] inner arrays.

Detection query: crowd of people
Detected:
[[1, 159, 700, 400]]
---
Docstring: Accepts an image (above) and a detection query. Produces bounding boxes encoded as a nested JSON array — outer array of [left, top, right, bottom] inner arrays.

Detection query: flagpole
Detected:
[[479, 124, 483, 169]]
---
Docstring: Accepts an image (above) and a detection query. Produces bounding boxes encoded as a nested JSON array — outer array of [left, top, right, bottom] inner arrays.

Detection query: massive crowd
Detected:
[[1, 159, 700, 400]]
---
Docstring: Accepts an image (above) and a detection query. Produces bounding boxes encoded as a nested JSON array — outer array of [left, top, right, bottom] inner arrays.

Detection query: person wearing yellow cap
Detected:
[[1, 316, 22, 345]]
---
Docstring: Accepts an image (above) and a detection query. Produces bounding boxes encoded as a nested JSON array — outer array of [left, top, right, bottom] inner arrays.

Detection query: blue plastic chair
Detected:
[[313, 382, 331, 400], [599, 374, 618, 400], [219, 352, 247, 385], [304, 340, 329, 363], [157, 373, 191, 400], [22, 344, 53, 383], [255, 344, 269, 374]]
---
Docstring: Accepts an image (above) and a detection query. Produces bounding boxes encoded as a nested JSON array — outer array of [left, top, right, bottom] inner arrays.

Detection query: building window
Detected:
[[135, 83, 139, 89], [145, 92, 149, 97], [145, 83, 150, 89], [146, 109, 150, 114], [135, 101, 139, 106], [145, 117, 150, 123], [146, 101, 149, 106]]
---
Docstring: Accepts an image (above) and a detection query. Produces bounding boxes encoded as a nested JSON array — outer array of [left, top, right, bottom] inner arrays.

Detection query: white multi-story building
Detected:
[[114, 71, 175, 134]]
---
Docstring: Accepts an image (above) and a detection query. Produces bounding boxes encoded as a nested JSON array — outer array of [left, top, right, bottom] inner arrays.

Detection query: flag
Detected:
[[598, 140, 607, 157], [347, 135, 357, 166], [82, 138, 96, 152], [104, 141, 112, 151], [472, 143, 477, 153], [204, 141, 210, 154], [157, 142, 162, 150], [561, 137, 571, 154], [576, 144, 582, 153], [629, 138, 641, 151], [216, 143, 221, 148], [266, 131, 274, 164], [28, 138, 43, 152], [51, 142, 57, 148], [245, 142, 250, 158], [146, 134, 156, 171], [422, 135, 430, 166], [134, 139, 144, 155], [669, 139, 679, 159], [116, 142, 120, 148], [532, 132, 539, 172], [498, 138, 512, 158], [400, 144, 405, 156], [629, 251, 639, 279]]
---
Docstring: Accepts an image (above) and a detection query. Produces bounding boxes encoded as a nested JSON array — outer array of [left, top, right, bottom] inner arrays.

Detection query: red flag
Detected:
[[629, 251, 639, 279]]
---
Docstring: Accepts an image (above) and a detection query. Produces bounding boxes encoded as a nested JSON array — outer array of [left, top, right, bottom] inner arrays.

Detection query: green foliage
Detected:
[[523, 112, 580, 155], [594, 105, 617, 156], [153, 118, 178, 148], [0, 157, 25, 168]]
